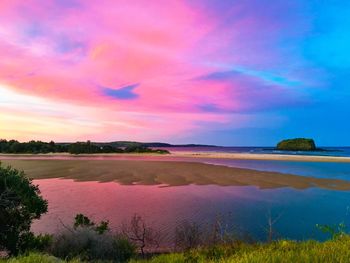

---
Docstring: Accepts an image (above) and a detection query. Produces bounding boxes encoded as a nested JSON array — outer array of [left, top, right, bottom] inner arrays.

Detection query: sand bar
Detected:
[[1, 159, 350, 191]]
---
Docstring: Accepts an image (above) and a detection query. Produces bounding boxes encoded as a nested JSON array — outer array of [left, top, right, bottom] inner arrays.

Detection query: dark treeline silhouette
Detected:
[[0, 139, 169, 154], [0, 140, 67, 154], [68, 140, 124, 154]]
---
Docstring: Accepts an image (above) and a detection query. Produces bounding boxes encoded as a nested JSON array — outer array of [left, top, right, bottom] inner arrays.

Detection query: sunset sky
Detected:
[[0, 0, 349, 146]]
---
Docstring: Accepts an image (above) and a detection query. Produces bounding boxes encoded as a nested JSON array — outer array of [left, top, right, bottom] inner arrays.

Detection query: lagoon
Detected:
[[1, 154, 350, 243]]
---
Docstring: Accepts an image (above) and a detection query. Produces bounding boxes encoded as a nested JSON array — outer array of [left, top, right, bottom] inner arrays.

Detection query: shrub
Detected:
[[50, 228, 135, 262], [51, 214, 136, 262], [17, 233, 52, 254], [316, 222, 347, 239], [175, 221, 203, 251], [122, 214, 161, 257], [0, 163, 48, 255]]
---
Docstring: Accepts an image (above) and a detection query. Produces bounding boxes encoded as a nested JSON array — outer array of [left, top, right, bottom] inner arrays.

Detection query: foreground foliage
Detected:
[[49, 214, 135, 262], [132, 236, 350, 262], [0, 163, 48, 255], [0, 253, 80, 263], [3, 236, 350, 262]]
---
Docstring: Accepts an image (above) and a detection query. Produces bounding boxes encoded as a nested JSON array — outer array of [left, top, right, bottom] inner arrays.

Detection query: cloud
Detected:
[[0, 0, 347, 143], [102, 84, 139, 100]]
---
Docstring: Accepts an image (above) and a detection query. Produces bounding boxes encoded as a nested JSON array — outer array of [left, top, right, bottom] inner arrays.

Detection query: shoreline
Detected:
[[1, 151, 350, 163]]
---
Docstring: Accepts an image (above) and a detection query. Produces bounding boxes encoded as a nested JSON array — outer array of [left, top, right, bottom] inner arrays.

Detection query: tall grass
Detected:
[[0, 253, 80, 263], [3, 237, 350, 262], [131, 236, 350, 263]]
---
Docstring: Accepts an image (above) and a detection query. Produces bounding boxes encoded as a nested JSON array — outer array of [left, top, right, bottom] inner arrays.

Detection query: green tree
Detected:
[[74, 213, 110, 234], [0, 163, 48, 255]]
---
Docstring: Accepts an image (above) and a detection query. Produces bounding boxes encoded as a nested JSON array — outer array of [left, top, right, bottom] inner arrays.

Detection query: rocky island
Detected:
[[277, 138, 317, 151]]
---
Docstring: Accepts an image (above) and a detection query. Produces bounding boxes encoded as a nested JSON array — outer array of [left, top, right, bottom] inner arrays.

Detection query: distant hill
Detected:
[[85, 141, 218, 148]]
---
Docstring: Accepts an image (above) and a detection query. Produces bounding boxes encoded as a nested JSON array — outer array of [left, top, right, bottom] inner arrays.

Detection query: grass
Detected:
[[0, 253, 80, 263], [131, 236, 350, 263], [2, 236, 350, 262]]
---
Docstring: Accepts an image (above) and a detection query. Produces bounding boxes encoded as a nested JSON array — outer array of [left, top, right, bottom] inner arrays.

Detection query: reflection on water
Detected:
[[4, 154, 350, 241], [33, 178, 350, 242], [200, 158, 350, 180]]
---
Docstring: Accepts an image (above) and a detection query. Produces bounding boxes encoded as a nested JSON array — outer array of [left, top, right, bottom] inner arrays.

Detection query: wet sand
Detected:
[[1, 159, 350, 191]]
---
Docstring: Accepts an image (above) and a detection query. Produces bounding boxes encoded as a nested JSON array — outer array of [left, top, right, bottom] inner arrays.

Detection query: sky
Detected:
[[0, 0, 349, 146]]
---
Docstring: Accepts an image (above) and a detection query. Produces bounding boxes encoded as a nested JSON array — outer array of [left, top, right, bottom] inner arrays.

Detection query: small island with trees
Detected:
[[276, 138, 317, 151]]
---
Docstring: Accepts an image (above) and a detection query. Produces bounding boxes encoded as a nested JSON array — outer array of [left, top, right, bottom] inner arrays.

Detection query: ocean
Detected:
[[159, 146, 350, 157]]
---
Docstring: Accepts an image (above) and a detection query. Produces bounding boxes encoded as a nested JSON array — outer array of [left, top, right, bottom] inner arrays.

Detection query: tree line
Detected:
[[0, 140, 169, 154]]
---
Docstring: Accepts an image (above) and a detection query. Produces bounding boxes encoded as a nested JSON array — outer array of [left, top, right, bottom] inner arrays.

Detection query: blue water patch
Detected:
[[167, 146, 350, 157], [200, 158, 350, 180]]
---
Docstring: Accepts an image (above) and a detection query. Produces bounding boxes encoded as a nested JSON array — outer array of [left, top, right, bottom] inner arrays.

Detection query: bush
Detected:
[[124, 146, 169, 154], [175, 221, 203, 251], [0, 163, 48, 255], [51, 228, 135, 262], [17, 233, 52, 254]]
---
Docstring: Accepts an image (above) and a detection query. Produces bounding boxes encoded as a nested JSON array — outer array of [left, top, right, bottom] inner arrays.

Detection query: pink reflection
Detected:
[[32, 179, 262, 238]]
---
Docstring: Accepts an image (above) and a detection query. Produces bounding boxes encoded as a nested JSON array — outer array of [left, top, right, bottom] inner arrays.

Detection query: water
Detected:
[[32, 179, 350, 243], [200, 158, 350, 180], [27, 154, 350, 243], [159, 146, 350, 157]]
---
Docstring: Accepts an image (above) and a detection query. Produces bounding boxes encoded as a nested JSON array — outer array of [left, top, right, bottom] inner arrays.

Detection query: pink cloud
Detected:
[[0, 0, 312, 141]]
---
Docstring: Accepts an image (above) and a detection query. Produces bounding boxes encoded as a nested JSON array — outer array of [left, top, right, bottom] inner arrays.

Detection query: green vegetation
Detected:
[[0, 253, 80, 262], [0, 163, 48, 255], [50, 215, 135, 262], [276, 138, 316, 151], [68, 141, 124, 154], [124, 146, 169, 154], [0, 140, 67, 154], [130, 236, 350, 263], [3, 237, 350, 262], [0, 140, 169, 155]]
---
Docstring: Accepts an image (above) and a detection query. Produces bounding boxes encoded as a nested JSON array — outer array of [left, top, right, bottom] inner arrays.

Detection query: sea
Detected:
[[159, 146, 350, 157]]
